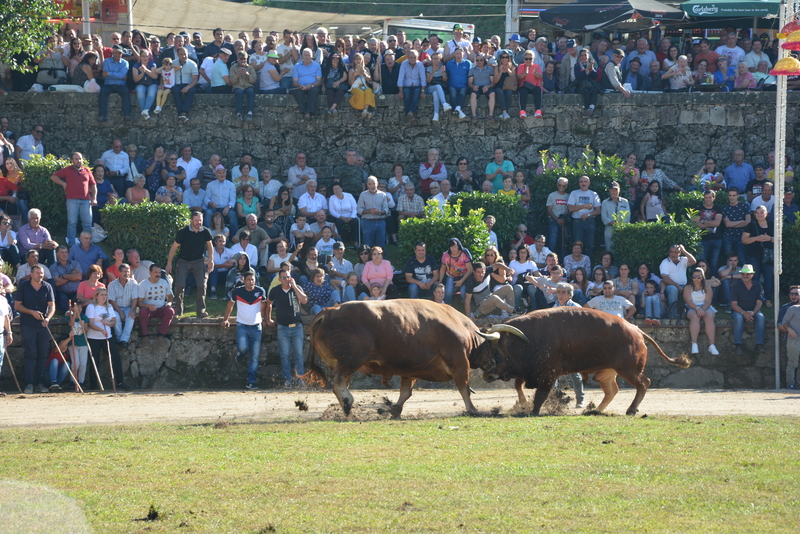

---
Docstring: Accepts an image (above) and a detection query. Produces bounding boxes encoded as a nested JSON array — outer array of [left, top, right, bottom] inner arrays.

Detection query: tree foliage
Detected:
[[0, 0, 65, 69], [449, 191, 527, 253], [398, 198, 489, 261], [101, 201, 191, 268]]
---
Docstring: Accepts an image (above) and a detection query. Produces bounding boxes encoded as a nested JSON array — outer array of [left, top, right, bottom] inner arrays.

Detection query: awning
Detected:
[[131, 0, 388, 38], [680, 0, 780, 18], [539, 0, 685, 32]]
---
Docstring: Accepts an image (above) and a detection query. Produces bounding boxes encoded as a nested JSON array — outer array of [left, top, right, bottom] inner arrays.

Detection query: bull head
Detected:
[[475, 324, 529, 381]]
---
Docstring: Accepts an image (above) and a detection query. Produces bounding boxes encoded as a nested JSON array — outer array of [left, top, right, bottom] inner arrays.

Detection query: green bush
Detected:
[[398, 199, 489, 261], [23, 154, 72, 232], [449, 191, 527, 251], [611, 219, 703, 272], [781, 217, 800, 290], [667, 190, 728, 223], [100, 201, 191, 268]]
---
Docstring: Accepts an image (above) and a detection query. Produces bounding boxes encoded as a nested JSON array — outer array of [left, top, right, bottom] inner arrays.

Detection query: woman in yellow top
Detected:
[[348, 53, 376, 117]]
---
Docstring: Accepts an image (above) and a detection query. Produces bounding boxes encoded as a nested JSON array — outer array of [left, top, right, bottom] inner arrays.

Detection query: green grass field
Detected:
[[1, 415, 798, 532]]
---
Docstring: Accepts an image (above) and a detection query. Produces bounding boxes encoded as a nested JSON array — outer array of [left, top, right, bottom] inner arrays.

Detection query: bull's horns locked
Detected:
[[478, 324, 530, 343]]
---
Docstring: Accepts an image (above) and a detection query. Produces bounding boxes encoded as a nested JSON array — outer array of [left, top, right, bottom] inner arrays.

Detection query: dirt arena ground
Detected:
[[2, 387, 798, 427]]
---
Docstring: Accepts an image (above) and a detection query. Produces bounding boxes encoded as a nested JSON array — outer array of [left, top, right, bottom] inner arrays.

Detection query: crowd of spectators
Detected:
[[2, 25, 791, 122]]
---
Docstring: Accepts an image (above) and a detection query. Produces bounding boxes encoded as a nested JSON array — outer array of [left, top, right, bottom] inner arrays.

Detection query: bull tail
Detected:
[[641, 331, 692, 369], [298, 314, 329, 388]]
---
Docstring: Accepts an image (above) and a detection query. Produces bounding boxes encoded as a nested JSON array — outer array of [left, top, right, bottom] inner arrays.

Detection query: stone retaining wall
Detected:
[[1, 91, 796, 188], [0, 317, 788, 391]]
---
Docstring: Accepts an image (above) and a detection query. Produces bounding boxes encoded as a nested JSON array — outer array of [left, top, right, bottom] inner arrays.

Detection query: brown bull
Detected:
[[302, 299, 528, 417], [479, 307, 691, 415]]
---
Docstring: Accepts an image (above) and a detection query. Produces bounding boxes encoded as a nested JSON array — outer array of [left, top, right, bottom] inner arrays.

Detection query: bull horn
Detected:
[[477, 331, 501, 342], [487, 324, 530, 343]]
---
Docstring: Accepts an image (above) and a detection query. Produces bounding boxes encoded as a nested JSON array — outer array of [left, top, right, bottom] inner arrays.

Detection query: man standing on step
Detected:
[[166, 211, 214, 318]]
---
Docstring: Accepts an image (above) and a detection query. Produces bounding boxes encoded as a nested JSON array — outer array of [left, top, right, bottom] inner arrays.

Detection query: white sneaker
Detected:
[[432, 112, 439, 121], [500, 111, 510, 120], [153, 106, 162, 114], [709, 344, 719, 355], [457, 108, 466, 120], [141, 110, 150, 120], [442, 102, 452, 112], [691, 342, 699, 354]]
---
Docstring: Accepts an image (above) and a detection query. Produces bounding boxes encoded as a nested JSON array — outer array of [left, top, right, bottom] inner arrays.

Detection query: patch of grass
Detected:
[[0, 416, 798, 532]]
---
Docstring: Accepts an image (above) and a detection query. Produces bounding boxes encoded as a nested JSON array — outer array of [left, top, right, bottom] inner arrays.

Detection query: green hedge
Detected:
[[667, 190, 728, 223], [100, 201, 191, 268], [611, 219, 704, 272], [398, 199, 489, 261], [781, 217, 800, 291], [23, 154, 72, 232], [449, 191, 527, 252]]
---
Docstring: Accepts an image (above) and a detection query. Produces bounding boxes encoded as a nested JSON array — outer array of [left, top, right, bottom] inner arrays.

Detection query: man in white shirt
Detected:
[[126, 249, 153, 283], [276, 29, 299, 91], [287, 151, 316, 199], [100, 138, 129, 196], [744, 39, 772, 72], [171, 47, 199, 121], [15, 125, 45, 162], [659, 243, 696, 319], [621, 38, 657, 70], [432, 179, 456, 209], [586, 281, 635, 319], [567, 175, 602, 258], [298, 180, 328, 217], [750, 182, 775, 216], [443, 24, 471, 62], [210, 234, 235, 299], [328, 183, 358, 246], [205, 164, 238, 236], [177, 143, 202, 187], [107, 263, 139, 346], [715, 33, 745, 68]]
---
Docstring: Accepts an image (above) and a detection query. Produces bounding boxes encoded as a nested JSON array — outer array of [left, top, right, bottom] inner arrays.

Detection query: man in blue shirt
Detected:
[[183, 177, 208, 213], [397, 50, 426, 118], [98, 45, 131, 122], [725, 149, 756, 192], [292, 48, 322, 120], [68, 231, 108, 277], [445, 48, 471, 119], [211, 47, 231, 93]]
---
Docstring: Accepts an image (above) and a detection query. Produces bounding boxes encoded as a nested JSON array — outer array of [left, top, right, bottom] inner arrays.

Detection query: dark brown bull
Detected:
[[479, 307, 691, 415], [302, 299, 528, 417]]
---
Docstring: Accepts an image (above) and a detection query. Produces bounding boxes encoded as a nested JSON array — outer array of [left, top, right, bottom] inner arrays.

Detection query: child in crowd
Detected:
[[498, 176, 516, 198], [342, 272, 367, 302], [154, 57, 176, 114], [46, 336, 73, 392], [67, 300, 89, 390], [432, 283, 446, 304], [513, 170, 531, 209], [315, 226, 335, 256], [363, 283, 385, 301], [290, 214, 313, 251], [641, 279, 663, 325]]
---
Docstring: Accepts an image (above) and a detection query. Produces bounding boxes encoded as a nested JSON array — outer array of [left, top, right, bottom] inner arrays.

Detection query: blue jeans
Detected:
[[664, 285, 681, 318], [700, 238, 723, 275], [279, 77, 294, 91], [237, 323, 263, 386], [234, 87, 255, 114], [723, 233, 746, 266], [342, 285, 366, 302], [443, 275, 467, 305], [571, 217, 596, 258], [204, 207, 239, 238], [66, 198, 92, 245], [494, 87, 515, 112], [277, 324, 304, 383], [171, 84, 196, 114], [747, 254, 774, 301], [402, 86, 422, 114], [113, 306, 136, 343], [513, 283, 538, 311], [732, 310, 765, 345], [48, 358, 69, 386], [644, 294, 662, 318], [548, 218, 564, 256], [426, 85, 447, 113], [136, 84, 158, 112], [309, 290, 341, 315], [361, 218, 386, 248], [719, 277, 732, 306], [407, 283, 432, 300], [209, 267, 228, 292], [23, 326, 49, 386], [448, 86, 468, 109], [99, 84, 131, 117]]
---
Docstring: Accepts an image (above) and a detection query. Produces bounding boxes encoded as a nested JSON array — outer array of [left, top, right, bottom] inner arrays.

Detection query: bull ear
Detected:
[[487, 324, 530, 343]]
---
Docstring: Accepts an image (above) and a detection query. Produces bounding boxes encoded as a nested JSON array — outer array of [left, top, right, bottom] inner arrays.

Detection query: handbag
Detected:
[[755, 223, 774, 263], [502, 72, 517, 91]]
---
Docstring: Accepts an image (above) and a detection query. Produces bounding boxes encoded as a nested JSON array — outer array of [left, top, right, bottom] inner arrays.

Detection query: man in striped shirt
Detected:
[[221, 270, 267, 390]]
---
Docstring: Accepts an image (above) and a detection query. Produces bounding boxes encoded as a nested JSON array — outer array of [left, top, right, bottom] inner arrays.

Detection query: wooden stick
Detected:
[[4, 348, 22, 393], [85, 338, 104, 391], [105, 337, 117, 394], [45, 326, 83, 394]]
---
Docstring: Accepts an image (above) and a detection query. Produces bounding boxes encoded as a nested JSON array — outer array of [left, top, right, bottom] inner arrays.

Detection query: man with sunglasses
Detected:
[[15, 125, 45, 162], [778, 286, 800, 389]]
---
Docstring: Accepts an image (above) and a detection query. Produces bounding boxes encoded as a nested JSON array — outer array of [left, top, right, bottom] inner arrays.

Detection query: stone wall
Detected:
[[1, 91, 797, 188], [0, 318, 788, 392]]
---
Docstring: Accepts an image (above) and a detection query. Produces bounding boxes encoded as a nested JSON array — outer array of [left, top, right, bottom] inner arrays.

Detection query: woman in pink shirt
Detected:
[[516, 50, 543, 118], [361, 246, 397, 299], [734, 61, 757, 90]]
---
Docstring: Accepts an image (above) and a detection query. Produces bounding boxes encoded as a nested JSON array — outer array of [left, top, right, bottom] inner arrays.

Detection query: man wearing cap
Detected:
[[622, 38, 657, 70], [292, 48, 322, 120], [398, 49, 426, 119], [621, 56, 646, 91], [602, 49, 631, 97], [210, 47, 231, 93], [443, 24, 471, 63], [731, 264, 765, 353], [172, 47, 199, 121], [559, 39, 581, 90], [205, 164, 238, 236], [98, 45, 131, 122], [497, 34, 526, 66], [782, 186, 799, 224], [600, 181, 630, 252]]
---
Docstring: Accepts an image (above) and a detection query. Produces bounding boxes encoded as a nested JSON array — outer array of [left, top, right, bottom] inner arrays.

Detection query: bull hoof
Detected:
[[626, 408, 639, 416], [390, 404, 403, 419], [342, 397, 353, 416]]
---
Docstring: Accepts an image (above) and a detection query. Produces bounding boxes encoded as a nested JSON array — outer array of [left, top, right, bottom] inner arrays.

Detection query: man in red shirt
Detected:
[[49, 152, 97, 247], [694, 38, 720, 74]]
